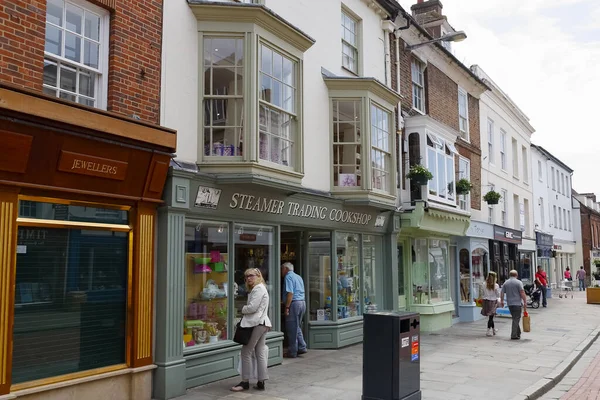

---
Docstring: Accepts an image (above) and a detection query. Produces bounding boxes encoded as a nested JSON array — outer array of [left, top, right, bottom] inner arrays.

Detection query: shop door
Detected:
[[281, 230, 308, 346], [398, 245, 407, 309], [450, 245, 458, 318]]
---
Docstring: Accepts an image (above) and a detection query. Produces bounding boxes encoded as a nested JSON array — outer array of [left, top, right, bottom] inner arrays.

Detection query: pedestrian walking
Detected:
[[500, 270, 527, 340], [565, 267, 572, 281], [281, 262, 307, 358], [576, 266, 586, 291], [535, 266, 548, 307], [231, 268, 271, 392], [481, 271, 500, 337]]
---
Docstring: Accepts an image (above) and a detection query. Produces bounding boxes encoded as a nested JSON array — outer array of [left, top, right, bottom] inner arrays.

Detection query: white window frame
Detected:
[[524, 198, 530, 234], [501, 189, 508, 226], [458, 87, 469, 141], [341, 9, 359, 75], [43, 0, 109, 109], [500, 129, 507, 170], [551, 166, 556, 190], [512, 138, 519, 179], [522, 146, 528, 183], [411, 59, 426, 113], [557, 170, 561, 194], [553, 205, 557, 227], [539, 197, 545, 229], [538, 160, 543, 181], [566, 176, 570, 197], [568, 210, 572, 231], [563, 208, 567, 231], [426, 133, 456, 204], [488, 183, 495, 224], [458, 157, 470, 211], [558, 206, 562, 230], [561, 172, 566, 195], [487, 118, 494, 165]]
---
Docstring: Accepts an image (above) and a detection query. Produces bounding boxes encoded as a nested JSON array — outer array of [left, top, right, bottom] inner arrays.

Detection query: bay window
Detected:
[[193, 4, 314, 183], [325, 77, 400, 205], [426, 133, 456, 202]]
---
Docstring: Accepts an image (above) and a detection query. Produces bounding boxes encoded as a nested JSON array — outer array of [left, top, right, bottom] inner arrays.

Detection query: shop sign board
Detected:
[[493, 225, 522, 245], [192, 184, 388, 231]]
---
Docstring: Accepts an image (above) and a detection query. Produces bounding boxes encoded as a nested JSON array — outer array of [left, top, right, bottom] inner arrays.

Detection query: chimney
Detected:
[[411, 0, 446, 38]]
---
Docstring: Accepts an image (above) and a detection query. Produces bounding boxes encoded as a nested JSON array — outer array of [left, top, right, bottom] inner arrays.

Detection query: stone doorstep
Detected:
[[518, 327, 600, 399]]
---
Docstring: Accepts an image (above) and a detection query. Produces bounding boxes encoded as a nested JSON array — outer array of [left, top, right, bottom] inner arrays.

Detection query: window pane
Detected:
[[46, 0, 64, 26], [282, 58, 294, 86], [308, 232, 332, 321], [12, 227, 127, 384], [79, 70, 95, 97], [59, 92, 77, 102], [66, 3, 83, 34], [204, 99, 243, 156], [446, 156, 454, 200], [43, 87, 57, 97], [363, 235, 382, 314], [437, 152, 445, 197], [261, 45, 272, 75], [210, 38, 238, 67], [412, 238, 429, 304], [336, 232, 359, 319], [65, 32, 82, 62], [333, 100, 361, 187], [43, 59, 58, 87], [234, 224, 274, 324], [184, 221, 229, 348], [45, 23, 62, 56], [84, 12, 100, 41], [18, 201, 128, 224], [78, 97, 95, 107], [60, 65, 77, 92], [428, 148, 437, 195], [84, 40, 99, 69], [259, 105, 294, 167]]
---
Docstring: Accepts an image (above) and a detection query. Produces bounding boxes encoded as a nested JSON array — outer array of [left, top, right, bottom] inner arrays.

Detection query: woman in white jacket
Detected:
[[231, 268, 272, 392]]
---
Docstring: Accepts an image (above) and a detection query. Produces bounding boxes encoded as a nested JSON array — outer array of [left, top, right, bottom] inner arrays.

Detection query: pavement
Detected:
[[172, 289, 600, 400]]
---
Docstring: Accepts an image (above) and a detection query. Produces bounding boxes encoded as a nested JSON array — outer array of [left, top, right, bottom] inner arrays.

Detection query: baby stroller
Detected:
[[524, 283, 541, 309]]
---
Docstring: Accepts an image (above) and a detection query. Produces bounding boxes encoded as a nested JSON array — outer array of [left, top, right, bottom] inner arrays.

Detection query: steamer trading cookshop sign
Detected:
[[194, 186, 386, 228]]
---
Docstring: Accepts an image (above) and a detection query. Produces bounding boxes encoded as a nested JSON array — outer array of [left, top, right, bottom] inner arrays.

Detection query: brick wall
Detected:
[[0, 0, 163, 124], [0, 1, 46, 90], [426, 63, 459, 131], [581, 205, 600, 277]]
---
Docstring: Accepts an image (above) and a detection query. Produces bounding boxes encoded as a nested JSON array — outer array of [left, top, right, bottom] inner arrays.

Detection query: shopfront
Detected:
[[0, 86, 176, 399], [398, 202, 470, 332], [456, 221, 493, 323], [536, 232, 554, 296], [552, 242, 576, 288], [154, 169, 398, 399], [518, 238, 537, 283], [489, 225, 522, 285]]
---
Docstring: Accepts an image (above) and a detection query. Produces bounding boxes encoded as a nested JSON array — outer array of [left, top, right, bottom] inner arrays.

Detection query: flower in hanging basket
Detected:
[[456, 178, 473, 195], [406, 164, 433, 185], [483, 190, 502, 205]]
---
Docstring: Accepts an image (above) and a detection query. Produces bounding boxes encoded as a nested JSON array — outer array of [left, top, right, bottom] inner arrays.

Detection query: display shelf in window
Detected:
[[184, 252, 230, 347]]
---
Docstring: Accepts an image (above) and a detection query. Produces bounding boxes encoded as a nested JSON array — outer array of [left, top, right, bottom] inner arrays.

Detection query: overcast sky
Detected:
[[398, 0, 600, 195]]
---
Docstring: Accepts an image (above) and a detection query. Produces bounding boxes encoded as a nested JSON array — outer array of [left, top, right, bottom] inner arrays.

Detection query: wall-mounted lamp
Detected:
[[404, 31, 467, 51]]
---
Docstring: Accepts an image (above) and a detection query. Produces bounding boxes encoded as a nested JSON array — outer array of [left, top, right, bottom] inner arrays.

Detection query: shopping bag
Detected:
[[522, 311, 531, 332], [237, 350, 258, 382]]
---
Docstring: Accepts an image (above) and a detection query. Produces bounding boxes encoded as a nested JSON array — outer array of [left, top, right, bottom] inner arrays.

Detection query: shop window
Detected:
[[336, 232, 360, 318], [308, 232, 332, 321], [471, 248, 488, 299], [412, 238, 450, 305], [44, 0, 108, 108], [203, 37, 244, 157], [12, 203, 128, 384], [184, 221, 229, 348], [234, 224, 274, 323], [519, 252, 532, 282], [459, 249, 470, 303], [18, 201, 127, 224], [363, 235, 383, 314]]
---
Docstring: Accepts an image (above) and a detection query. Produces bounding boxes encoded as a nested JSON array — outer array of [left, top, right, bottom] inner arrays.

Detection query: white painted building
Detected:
[[470, 65, 536, 283], [531, 144, 577, 289]]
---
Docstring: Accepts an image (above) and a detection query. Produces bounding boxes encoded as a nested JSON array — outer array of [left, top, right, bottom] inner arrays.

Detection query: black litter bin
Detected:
[[362, 311, 421, 400]]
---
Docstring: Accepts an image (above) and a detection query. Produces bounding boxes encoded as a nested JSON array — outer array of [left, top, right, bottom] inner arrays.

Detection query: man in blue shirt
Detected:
[[281, 262, 307, 357]]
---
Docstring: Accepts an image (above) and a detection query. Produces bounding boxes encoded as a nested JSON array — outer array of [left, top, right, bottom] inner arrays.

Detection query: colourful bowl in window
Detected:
[[194, 257, 212, 265]]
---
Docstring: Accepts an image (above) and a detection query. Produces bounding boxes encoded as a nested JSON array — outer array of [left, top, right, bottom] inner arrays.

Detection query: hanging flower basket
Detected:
[[483, 190, 501, 205], [406, 165, 433, 186], [456, 178, 472, 195]]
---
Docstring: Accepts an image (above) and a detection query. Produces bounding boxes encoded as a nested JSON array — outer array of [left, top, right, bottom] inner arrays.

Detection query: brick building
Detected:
[[0, 1, 175, 399], [574, 192, 600, 284], [389, 0, 489, 330]]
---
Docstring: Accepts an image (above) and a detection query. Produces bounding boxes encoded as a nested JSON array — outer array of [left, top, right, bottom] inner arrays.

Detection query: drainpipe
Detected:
[[383, 27, 391, 86]]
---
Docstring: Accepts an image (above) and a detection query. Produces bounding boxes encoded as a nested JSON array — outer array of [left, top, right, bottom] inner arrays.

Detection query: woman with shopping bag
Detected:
[[231, 268, 271, 392]]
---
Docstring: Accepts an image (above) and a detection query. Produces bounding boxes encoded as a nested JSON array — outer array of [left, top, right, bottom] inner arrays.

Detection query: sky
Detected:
[[398, 0, 600, 195]]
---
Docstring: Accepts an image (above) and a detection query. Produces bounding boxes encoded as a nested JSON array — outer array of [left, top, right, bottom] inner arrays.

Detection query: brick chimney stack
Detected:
[[410, 0, 449, 39]]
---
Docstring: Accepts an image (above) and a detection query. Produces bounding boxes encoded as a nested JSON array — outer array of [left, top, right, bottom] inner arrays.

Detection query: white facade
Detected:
[[471, 66, 535, 242], [160, 0, 397, 194], [531, 144, 577, 285]]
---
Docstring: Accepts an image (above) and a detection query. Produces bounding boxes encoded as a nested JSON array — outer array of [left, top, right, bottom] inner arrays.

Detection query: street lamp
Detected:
[[404, 31, 467, 51]]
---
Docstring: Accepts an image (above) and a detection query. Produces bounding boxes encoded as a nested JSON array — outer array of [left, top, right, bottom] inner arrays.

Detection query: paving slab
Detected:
[[172, 291, 600, 400]]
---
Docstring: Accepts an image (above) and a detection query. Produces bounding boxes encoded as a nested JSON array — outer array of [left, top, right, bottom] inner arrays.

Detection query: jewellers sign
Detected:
[[194, 186, 383, 228]]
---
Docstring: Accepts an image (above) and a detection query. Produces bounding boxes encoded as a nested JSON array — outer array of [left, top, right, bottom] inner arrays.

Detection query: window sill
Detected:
[[341, 65, 360, 77], [331, 188, 396, 209], [411, 107, 426, 116], [309, 316, 363, 326], [197, 161, 304, 187], [427, 194, 457, 208]]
